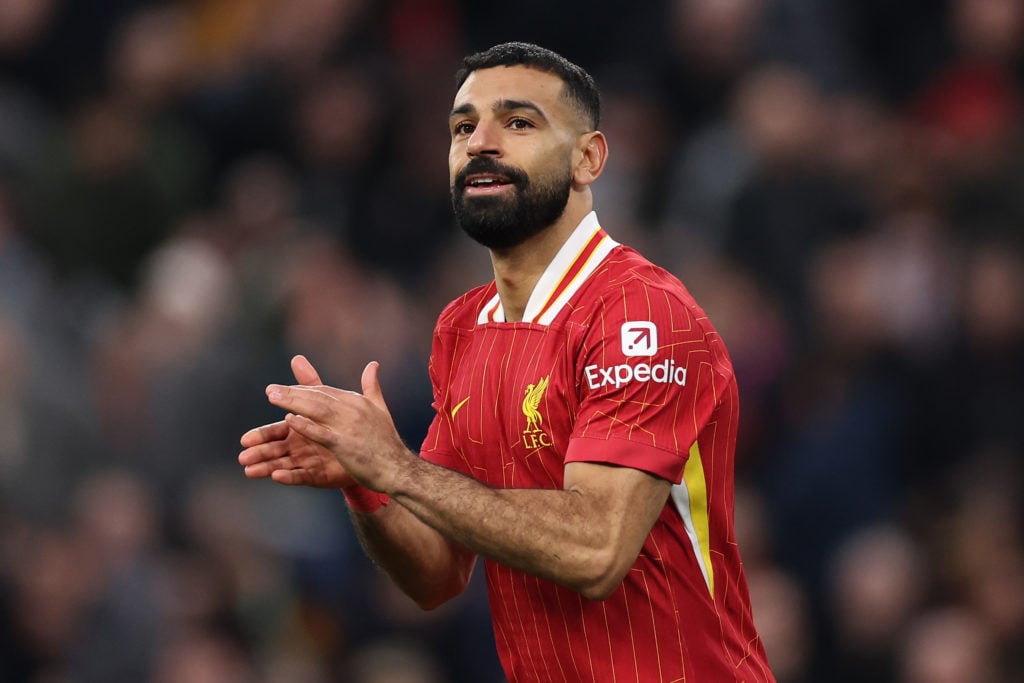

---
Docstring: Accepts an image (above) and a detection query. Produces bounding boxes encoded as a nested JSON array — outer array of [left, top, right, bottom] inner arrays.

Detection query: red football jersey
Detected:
[[421, 213, 774, 682]]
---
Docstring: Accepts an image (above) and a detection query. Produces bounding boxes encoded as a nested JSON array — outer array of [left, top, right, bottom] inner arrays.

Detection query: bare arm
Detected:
[[391, 456, 671, 600], [346, 497, 480, 609], [265, 359, 672, 602]]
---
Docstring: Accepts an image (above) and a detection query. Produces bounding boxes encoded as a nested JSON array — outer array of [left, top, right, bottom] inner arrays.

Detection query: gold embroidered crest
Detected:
[[522, 376, 552, 449]]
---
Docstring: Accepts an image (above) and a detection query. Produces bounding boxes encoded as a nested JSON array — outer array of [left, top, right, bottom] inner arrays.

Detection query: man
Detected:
[[239, 42, 775, 682]]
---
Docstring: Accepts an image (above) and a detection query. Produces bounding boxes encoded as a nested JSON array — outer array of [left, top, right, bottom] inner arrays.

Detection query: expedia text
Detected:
[[584, 359, 687, 390]]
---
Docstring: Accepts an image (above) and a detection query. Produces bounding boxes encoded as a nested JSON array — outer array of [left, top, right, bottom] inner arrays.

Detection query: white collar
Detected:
[[477, 212, 619, 325]]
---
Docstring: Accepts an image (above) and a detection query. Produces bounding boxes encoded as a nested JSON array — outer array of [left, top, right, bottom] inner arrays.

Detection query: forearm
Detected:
[[347, 490, 476, 609], [389, 457, 629, 599], [255, 380, 661, 601]]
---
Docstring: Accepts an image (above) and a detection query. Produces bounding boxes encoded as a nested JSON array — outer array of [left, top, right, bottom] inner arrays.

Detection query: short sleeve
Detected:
[[566, 279, 730, 483], [417, 320, 472, 476]]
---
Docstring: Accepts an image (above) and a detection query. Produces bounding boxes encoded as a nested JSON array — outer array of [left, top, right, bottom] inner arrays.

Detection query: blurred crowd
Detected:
[[0, 0, 1022, 681]]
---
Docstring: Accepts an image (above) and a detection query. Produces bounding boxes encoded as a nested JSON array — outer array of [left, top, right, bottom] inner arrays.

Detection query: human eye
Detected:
[[508, 117, 534, 131], [452, 121, 475, 136]]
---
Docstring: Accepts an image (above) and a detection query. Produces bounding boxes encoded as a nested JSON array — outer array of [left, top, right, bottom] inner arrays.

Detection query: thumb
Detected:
[[291, 354, 323, 386], [361, 361, 393, 419]]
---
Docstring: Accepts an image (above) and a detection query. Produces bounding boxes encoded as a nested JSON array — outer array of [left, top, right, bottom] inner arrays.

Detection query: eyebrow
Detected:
[[449, 99, 550, 123]]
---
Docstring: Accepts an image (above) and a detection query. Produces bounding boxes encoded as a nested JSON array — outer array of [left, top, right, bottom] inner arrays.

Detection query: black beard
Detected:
[[451, 157, 572, 250]]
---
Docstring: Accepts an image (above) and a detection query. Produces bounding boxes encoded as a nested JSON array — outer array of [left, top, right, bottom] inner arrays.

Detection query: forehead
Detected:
[[452, 65, 568, 115]]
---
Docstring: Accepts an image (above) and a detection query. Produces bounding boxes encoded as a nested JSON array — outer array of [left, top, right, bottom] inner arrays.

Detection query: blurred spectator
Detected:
[[663, 0, 767, 129], [748, 567, 813, 683], [149, 626, 256, 683], [108, 4, 195, 115], [935, 453, 1024, 674], [291, 64, 387, 249], [825, 524, 926, 683], [724, 63, 869, 334], [64, 470, 163, 682], [0, 0, 55, 61], [347, 638, 444, 683], [593, 67, 678, 237], [911, 0, 1024, 170], [835, 0, 949, 104], [913, 242, 1024, 481], [22, 94, 182, 289], [899, 607, 1000, 683]]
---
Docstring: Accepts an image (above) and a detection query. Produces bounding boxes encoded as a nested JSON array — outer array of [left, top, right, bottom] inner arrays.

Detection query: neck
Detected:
[[489, 197, 591, 322]]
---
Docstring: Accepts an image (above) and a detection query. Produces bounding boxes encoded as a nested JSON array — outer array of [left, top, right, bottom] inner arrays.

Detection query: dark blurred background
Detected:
[[0, 1, 1022, 681]]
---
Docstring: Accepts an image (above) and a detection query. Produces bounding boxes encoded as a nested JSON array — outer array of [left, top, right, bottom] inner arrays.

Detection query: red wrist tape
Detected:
[[341, 484, 390, 513]]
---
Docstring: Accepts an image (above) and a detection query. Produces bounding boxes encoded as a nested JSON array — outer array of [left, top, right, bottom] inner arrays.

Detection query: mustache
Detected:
[[454, 157, 529, 189]]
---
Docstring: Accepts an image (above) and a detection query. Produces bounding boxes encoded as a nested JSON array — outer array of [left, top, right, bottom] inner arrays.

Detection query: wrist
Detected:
[[341, 483, 390, 513]]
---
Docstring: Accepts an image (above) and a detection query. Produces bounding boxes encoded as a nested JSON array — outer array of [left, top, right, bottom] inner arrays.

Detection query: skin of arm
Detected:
[[242, 356, 672, 604], [390, 452, 672, 601]]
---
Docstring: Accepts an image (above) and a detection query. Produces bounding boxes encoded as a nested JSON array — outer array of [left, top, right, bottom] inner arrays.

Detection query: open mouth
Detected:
[[463, 174, 515, 195]]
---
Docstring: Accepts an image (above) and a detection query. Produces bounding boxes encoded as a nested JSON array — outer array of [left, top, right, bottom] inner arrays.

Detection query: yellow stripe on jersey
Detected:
[[683, 440, 714, 596], [535, 231, 617, 326], [474, 213, 620, 326], [520, 212, 618, 324], [669, 440, 715, 598]]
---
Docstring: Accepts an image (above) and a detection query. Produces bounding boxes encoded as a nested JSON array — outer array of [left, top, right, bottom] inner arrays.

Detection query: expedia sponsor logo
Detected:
[[621, 321, 657, 357], [584, 358, 687, 390]]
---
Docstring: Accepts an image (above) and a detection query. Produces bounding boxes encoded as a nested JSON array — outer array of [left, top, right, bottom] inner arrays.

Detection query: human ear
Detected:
[[572, 131, 608, 186]]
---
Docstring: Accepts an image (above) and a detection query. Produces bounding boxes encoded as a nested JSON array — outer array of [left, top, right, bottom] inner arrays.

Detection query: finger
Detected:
[[291, 354, 323, 386], [240, 441, 313, 474], [270, 469, 313, 486], [242, 460, 280, 479], [361, 361, 392, 415], [238, 439, 293, 466], [266, 385, 340, 424], [240, 419, 290, 447], [283, 411, 338, 450]]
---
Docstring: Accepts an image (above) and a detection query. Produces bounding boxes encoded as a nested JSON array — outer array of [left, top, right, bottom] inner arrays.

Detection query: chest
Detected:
[[441, 323, 580, 488]]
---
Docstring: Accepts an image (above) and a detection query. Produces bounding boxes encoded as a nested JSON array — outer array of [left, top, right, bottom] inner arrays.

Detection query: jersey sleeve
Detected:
[[417, 322, 472, 476], [565, 279, 733, 484]]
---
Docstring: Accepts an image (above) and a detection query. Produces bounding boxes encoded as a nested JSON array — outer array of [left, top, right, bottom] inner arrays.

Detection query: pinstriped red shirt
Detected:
[[421, 212, 774, 682]]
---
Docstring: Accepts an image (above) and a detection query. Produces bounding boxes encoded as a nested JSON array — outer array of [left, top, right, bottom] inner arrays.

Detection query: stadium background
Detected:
[[0, 0, 1022, 681]]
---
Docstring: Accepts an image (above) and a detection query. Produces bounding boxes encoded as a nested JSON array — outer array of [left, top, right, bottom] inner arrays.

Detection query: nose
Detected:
[[467, 119, 500, 157]]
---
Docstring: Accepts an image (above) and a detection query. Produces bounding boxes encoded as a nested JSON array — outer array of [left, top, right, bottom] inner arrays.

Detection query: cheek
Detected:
[[448, 150, 461, 184], [529, 144, 574, 182]]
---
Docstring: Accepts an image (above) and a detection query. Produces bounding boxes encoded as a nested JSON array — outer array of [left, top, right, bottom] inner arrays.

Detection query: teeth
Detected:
[[469, 177, 505, 186]]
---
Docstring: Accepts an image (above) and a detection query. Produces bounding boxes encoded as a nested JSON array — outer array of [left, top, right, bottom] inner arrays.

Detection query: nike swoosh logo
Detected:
[[450, 396, 471, 419]]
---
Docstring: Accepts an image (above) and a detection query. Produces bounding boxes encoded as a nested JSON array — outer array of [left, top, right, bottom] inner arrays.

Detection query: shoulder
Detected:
[[435, 281, 496, 332], [582, 245, 715, 335], [602, 245, 692, 296], [569, 244, 734, 375]]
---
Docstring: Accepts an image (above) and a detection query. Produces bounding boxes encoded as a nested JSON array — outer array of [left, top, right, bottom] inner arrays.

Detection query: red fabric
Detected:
[[420, 238, 774, 682]]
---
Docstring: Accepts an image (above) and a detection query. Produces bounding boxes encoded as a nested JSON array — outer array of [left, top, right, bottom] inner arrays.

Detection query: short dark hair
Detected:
[[455, 42, 601, 130]]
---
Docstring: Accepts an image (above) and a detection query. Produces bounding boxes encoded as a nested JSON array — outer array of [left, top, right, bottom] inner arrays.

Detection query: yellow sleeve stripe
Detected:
[[670, 440, 715, 597]]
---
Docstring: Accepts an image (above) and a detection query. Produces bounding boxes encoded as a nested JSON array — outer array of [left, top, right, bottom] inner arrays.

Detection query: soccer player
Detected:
[[239, 42, 775, 682]]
